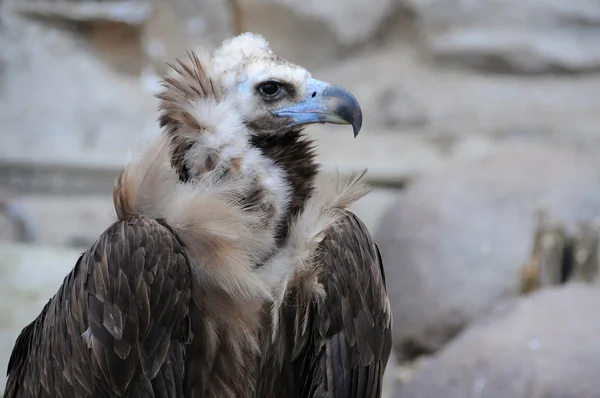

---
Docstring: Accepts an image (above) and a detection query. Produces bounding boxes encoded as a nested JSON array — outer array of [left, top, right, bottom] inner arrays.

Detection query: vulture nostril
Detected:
[[311, 91, 317, 98]]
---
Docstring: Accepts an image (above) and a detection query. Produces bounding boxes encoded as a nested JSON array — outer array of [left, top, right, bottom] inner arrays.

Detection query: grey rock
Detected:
[[143, 0, 234, 76], [382, 350, 399, 398], [376, 86, 429, 129], [14, 195, 114, 247], [237, 0, 400, 68], [313, 43, 600, 152], [0, 0, 235, 166], [12, 1, 153, 24], [0, 11, 159, 165], [396, 284, 600, 398], [0, 200, 37, 243], [350, 188, 401, 233], [408, 0, 600, 73], [375, 144, 600, 358]]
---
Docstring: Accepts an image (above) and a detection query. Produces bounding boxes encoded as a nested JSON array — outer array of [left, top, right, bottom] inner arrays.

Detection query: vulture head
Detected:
[[212, 32, 363, 137], [151, 32, 364, 252]]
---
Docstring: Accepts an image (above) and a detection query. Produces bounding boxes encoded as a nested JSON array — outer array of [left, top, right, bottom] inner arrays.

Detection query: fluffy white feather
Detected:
[[114, 135, 273, 302], [259, 169, 371, 334]]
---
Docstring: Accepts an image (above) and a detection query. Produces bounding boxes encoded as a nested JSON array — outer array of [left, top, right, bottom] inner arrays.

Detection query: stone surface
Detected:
[[11, 1, 151, 75], [0, 242, 83, 393], [143, 0, 234, 76], [382, 350, 399, 398], [0, 197, 37, 243], [349, 188, 400, 233], [12, 1, 153, 24], [0, 0, 235, 164], [375, 86, 430, 129], [395, 284, 600, 398], [237, 0, 402, 68], [375, 144, 600, 358], [0, 11, 160, 165], [408, 0, 600, 73], [314, 43, 600, 150], [14, 195, 115, 248]]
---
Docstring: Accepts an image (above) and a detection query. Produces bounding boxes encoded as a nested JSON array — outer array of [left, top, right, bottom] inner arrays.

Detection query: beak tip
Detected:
[[323, 84, 363, 138], [352, 106, 363, 138]]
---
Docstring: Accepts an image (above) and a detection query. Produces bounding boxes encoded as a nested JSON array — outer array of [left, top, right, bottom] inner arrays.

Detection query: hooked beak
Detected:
[[272, 78, 363, 137]]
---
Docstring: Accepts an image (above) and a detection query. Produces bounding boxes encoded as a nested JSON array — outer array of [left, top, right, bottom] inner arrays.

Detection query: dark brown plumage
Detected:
[[5, 216, 192, 397]]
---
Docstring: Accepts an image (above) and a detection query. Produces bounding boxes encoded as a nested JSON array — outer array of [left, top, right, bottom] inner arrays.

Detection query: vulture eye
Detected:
[[258, 81, 281, 98]]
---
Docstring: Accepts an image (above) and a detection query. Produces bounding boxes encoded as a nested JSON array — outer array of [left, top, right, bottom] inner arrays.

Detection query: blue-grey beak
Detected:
[[272, 78, 363, 138]]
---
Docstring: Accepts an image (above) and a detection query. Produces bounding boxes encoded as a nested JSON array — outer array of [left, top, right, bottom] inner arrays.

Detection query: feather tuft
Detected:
[[260, 168, 371, 334]]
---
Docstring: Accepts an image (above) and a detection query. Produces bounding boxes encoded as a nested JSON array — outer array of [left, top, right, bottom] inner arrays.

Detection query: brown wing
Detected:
[[257, 211, 393, 398], [4, 216, 193, 398]]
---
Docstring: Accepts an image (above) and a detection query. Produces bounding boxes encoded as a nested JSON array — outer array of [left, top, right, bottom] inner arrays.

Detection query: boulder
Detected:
[[143, 0, 234, 76], [313, 43, 600, 150], [14, 195, 115, 248], [382, 350, 399, 398], [396, 284, 600, 398], [0, 10, 159, 165], [237, 0, 404, 68], [375, 144, 600, 358], [407, 0, 600, 73], [349, 188, 400, 233]]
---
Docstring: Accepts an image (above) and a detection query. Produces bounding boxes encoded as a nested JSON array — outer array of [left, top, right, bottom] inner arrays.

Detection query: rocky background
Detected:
[[2, 0, 600, 396]]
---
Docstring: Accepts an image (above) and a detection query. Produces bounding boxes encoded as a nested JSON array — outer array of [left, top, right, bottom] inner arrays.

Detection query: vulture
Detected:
[[3, 32, 392, 398]]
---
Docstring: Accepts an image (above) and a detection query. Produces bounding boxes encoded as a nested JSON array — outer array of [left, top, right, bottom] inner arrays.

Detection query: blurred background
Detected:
[[2, 0, 600, 396]]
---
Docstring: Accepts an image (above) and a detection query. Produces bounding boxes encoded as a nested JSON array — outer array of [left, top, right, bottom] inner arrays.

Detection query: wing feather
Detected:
[[257, 211, 393, 398], [4, 216, 193, 398], [311, 212, 392, 398]]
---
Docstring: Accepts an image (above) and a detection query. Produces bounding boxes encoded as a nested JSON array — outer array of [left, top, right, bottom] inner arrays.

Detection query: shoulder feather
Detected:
[[113, 135, 269, 302], [260, 168, 370, 285]]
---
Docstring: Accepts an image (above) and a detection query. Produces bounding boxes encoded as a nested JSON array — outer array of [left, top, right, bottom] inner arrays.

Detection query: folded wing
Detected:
[[257, 211, 393, 398], [4, 216, 192, 398]]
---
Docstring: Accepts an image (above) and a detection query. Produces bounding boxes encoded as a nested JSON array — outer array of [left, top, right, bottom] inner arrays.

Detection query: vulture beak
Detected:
[[272, 78, 363, 137]]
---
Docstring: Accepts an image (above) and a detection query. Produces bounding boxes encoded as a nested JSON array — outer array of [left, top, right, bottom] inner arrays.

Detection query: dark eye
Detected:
[[259, 81, 281, 98]]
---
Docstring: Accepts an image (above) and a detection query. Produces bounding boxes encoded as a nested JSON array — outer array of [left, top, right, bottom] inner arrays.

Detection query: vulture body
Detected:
[[4, 32, 392, 398]]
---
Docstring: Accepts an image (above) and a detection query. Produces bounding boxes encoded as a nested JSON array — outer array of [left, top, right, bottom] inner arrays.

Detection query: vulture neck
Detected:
[[250, 130, 319, 247]]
